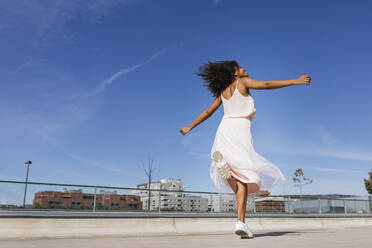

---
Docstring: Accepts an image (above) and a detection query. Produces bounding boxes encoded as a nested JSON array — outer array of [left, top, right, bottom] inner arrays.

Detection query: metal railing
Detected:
[[0, 180, 371, 215]]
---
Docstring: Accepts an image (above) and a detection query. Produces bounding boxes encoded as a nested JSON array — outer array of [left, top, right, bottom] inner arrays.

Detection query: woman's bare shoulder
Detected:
[[240, 76, 268, 90], [239, 77, 253, 95], [240, 76, 254, 84]]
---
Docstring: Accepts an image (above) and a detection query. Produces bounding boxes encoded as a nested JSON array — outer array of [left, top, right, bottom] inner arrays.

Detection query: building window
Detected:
[[129, 204, 138, 209]]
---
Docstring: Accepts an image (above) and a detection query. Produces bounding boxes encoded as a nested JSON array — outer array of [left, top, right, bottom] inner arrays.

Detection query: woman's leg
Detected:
[[235, 179, 247, 222], [236, 181, 259, 223], [244, 183, 259, 217], [225, 176, 238, 193], [246, 183, 259, 195]]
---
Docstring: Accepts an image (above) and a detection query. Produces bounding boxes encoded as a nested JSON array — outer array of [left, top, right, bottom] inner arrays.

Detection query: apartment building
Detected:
[[33, 188, 142, 210], [129, 178, 208, 212]]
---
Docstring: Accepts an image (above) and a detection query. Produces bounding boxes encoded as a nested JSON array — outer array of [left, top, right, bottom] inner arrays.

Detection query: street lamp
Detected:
[[23, 160, 32, 208]]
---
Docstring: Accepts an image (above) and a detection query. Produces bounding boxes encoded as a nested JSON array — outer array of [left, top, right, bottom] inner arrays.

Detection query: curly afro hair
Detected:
[[196, 60, 244, 98]]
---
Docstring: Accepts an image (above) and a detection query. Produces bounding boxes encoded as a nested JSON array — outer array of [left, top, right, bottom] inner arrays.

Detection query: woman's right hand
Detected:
[[179, 126, 191, 135], [248, 109, 256, 121], [295, 75, 311, 85]]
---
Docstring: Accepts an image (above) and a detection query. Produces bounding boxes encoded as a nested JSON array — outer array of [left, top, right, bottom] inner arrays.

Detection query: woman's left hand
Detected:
[[179, 126, 191, 135]]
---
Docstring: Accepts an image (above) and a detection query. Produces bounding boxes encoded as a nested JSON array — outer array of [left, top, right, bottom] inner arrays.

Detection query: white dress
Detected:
[[210, 78, 286, 194]]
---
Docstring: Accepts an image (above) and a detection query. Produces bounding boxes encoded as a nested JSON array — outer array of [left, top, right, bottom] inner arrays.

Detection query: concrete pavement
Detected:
[[1, 216, 372, 239], [0, 226, 370, 248]]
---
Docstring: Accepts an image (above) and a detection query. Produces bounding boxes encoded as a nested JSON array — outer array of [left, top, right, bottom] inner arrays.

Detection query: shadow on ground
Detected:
[[252, 230, 333, 238], [253, 231, 302, 238]]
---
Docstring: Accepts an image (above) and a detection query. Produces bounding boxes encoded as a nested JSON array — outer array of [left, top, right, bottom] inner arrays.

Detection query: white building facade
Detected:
[[129, 178, 208, 212]]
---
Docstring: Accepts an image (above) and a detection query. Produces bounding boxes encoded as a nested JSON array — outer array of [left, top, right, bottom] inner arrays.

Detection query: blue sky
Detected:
[[1, 0, 372, 204]]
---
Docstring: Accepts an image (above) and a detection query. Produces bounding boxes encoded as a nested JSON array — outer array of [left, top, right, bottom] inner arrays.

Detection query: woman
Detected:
[[179, 60, 311, 238]]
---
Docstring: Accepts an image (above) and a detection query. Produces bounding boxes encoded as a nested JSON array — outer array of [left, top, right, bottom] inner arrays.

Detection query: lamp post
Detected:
[[23, 160, 32, 208]]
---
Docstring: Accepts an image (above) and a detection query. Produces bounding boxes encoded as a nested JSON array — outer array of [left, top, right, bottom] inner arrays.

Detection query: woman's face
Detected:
[[235, 66, 248, 77]]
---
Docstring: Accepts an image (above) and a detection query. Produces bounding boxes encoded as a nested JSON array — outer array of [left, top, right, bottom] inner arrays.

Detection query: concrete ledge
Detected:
[[1, 216, 372, 240], [1, 210, 371, 218]]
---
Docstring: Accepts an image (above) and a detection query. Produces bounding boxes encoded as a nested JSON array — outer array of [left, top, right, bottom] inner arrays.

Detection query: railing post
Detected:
[[253, 194, 256, 213], [344, 200, 347, 214], [93, 187, 96, 212], [22, 163, 31, 208], [158, 188, 161, 214], [318, 198, 321, 214], [354, 199, 357, 214]]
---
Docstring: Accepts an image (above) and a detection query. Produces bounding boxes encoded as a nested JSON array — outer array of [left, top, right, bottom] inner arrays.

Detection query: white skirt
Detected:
[[210, 117, 286, 194]]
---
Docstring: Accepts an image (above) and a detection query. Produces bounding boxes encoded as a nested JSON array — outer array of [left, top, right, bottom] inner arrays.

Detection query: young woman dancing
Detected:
[[179, 60, 311, 238]]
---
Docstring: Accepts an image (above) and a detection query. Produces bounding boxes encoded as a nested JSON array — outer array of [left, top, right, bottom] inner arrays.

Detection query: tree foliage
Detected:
[[364, 169, 372, 194], [292, 168, 313, 195]]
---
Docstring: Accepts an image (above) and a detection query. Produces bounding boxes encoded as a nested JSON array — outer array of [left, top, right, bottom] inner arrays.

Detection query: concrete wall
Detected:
[[1, 217, 372, 240]]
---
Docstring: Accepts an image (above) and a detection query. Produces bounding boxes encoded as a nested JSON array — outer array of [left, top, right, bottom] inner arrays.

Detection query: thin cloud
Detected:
[[180, 131, 202, 147], [310, 149, 372, 163], [188, 151, 210, 158], [9, 59, 44, 74], [0, 0, 131, 48], [66, 152, 143, 180], [302, 166, 365, 174], [90, 63, 144, 96], [87, 48, 168, 96], [268, 125, 372, 163], [148, 48, 167, 62], [2, 48, 168, 147], [314, 125, 338, 146], [308, 126, 372, 162], [304, 128, 372, 162], [9, 61, 32, 74]]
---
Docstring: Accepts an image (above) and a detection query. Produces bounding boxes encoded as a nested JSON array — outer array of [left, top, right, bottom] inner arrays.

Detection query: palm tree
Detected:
[[292, 168, 313, 212], [364, 169, 372, 194], [364, 169, 372, 213]]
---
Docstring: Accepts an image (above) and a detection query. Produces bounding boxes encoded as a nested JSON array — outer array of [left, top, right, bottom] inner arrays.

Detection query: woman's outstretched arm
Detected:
[[179, 96, 222, 135], [242, 75, 311, 89]]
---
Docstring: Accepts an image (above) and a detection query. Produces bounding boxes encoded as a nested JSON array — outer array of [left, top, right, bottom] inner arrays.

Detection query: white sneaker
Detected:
[[234, 220, 254, 239], [243, 222, 254, 239], [212, 151, 232, 179]]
